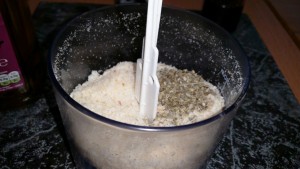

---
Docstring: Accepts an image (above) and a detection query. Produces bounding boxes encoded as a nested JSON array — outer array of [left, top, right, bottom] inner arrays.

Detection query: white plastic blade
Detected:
[[135, 0, 163, 120]]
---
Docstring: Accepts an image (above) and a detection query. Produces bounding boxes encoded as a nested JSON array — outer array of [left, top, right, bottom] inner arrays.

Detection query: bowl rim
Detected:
[[48, 4, 251, 132]]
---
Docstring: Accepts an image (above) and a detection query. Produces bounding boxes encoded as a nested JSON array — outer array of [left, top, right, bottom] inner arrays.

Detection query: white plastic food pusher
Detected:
[[135, 0, 163, 121]]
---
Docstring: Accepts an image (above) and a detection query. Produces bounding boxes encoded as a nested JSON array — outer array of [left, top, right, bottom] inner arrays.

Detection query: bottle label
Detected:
[[0, 14, 25, 92]]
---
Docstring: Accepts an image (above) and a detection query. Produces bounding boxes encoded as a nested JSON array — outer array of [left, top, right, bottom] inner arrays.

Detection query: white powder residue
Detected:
[[70, 62, 224, 127]]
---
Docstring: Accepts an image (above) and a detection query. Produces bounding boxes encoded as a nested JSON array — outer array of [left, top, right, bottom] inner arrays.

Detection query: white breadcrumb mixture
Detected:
[[70, 61, 224, 127]]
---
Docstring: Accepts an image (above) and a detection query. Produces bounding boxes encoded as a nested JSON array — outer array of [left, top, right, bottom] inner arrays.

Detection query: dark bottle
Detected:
[[0, 0, 44, 110], [202, 0, 245, 32]]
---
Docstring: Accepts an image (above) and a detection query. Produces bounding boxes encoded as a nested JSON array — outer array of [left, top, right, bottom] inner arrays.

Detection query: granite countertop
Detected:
[[1, 3, 300, 169]]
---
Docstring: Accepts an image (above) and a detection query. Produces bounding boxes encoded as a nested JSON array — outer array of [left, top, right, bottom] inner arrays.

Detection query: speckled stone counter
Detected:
[[1, 3, 300, 169]]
